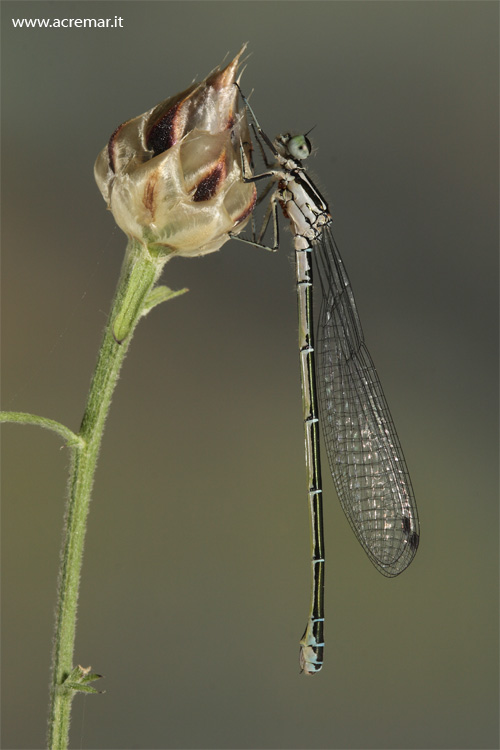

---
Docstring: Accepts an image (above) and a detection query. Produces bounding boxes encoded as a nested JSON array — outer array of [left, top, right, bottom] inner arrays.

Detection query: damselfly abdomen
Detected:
[[233, 86, 420, 675]]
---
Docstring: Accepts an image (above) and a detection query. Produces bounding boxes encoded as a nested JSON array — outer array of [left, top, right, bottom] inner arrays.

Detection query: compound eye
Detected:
[[288, 134, 312, 160]]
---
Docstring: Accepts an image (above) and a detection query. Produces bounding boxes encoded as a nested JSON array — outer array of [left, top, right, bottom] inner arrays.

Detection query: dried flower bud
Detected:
[[94, 47, 256, 256]]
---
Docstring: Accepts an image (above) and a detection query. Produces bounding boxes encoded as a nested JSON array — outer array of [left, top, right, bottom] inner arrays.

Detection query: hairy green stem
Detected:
[[47, 239, 166, 749]]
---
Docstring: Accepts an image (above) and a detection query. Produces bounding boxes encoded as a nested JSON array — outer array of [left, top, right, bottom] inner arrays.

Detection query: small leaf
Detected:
[[80, 671, 103, 685], [64, 682, 102, 695], [62, 665, 104, 694], [142, 285, 188, 315]]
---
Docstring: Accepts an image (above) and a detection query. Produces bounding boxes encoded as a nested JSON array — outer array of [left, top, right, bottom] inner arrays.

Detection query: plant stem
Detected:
[[0, 412, 82, 446], [47, 239, 166, 749]]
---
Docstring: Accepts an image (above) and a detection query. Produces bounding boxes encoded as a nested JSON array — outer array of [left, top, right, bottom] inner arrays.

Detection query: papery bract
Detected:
[[95, 46, 256, 256]]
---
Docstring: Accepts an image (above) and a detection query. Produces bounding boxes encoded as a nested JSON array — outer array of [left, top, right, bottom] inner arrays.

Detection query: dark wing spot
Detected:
[[409, 532, 420, 551], [402, 515, 412, 535]]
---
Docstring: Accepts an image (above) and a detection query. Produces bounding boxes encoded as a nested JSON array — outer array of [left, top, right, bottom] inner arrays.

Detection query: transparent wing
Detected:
[[314, 225, 419, 576]]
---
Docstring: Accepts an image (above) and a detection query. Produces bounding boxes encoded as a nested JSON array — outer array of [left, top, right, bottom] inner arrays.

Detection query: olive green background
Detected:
[[2, 2, 498, 748]]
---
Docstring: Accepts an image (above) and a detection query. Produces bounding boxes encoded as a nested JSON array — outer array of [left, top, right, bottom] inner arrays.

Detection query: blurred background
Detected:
[[1, 2, 498, 748]]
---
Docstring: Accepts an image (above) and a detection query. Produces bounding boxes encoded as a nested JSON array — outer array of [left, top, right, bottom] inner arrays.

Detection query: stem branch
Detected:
[[0, 412, 81, 446]]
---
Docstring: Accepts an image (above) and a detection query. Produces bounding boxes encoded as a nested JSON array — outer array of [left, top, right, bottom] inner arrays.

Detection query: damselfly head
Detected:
[[276, 133, 312, 162]]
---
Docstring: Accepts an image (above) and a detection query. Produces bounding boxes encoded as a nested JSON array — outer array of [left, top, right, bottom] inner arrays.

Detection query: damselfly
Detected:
[[232, 86, 420, 675]]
